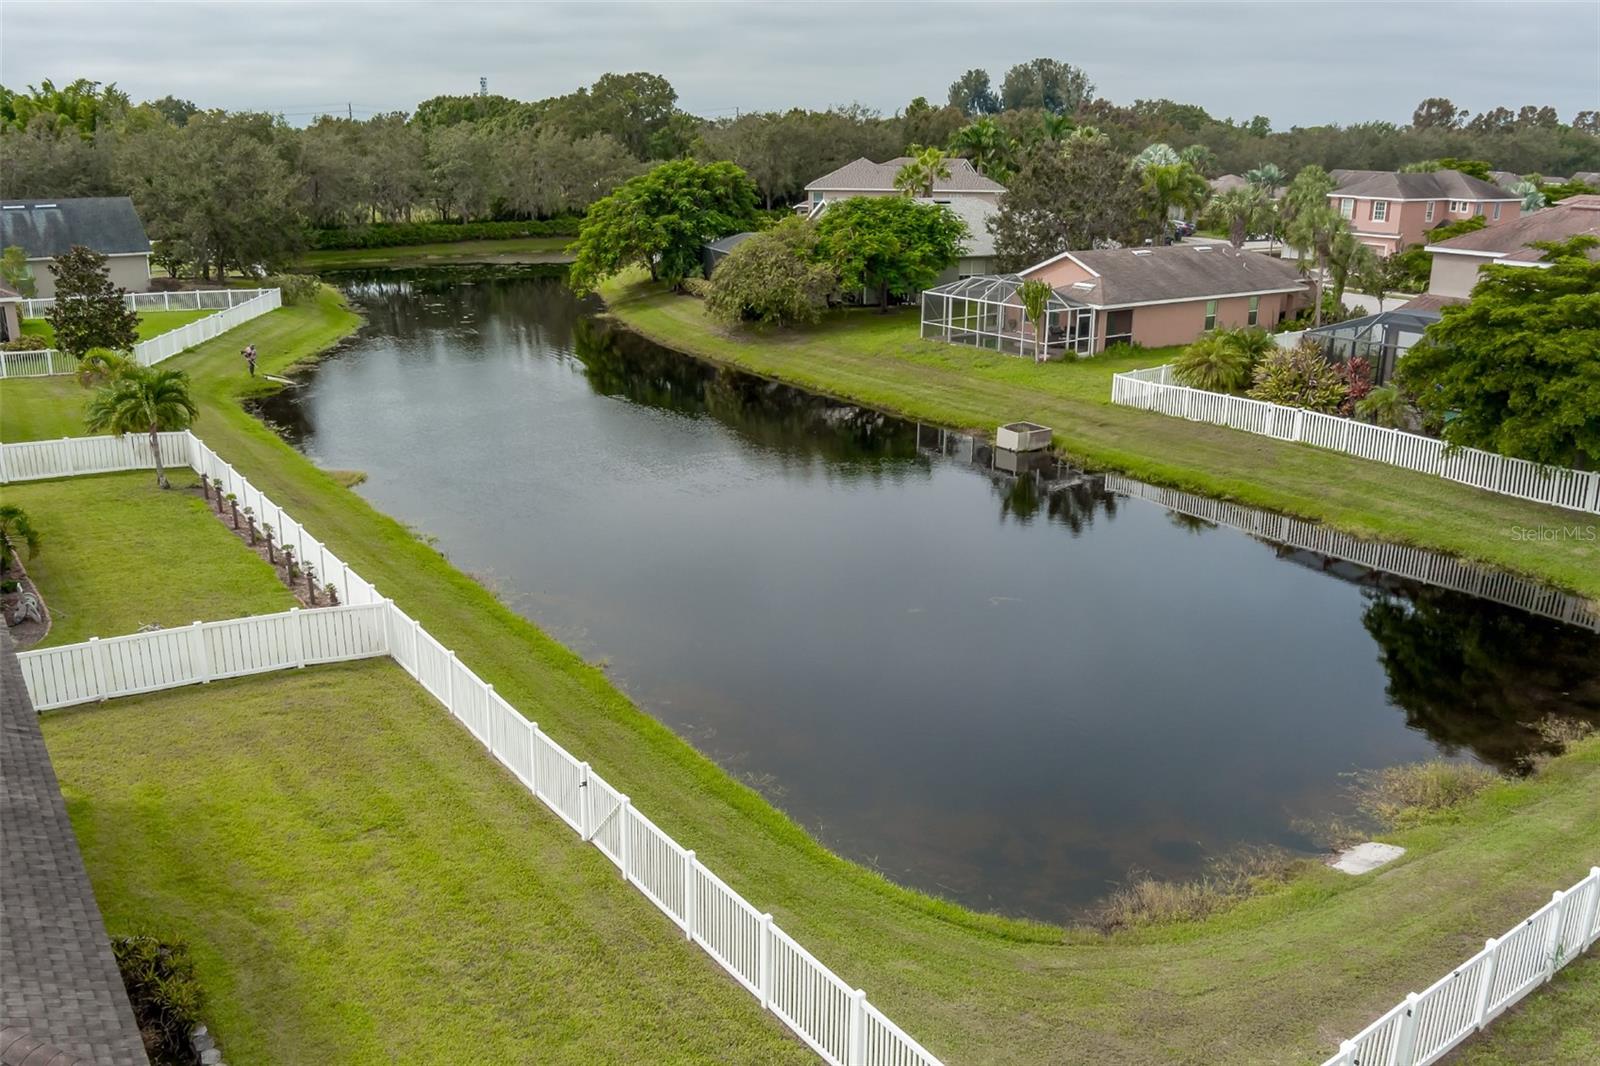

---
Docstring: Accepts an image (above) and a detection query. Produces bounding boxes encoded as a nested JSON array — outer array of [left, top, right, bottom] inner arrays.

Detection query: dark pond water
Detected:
[[255, 271, 1600, 920]]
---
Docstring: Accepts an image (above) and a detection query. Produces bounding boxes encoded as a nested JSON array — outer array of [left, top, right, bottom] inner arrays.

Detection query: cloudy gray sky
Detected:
[[4, 1, 1596, 128]]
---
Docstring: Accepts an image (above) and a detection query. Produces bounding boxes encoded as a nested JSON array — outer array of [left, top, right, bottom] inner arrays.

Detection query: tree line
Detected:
[[2, 69, 1595, 280]]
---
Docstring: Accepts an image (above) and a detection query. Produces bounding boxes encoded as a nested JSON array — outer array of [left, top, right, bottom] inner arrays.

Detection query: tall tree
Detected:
[[988, 138, 1145, 269], [1, 245, 37, 298], [1179, 143, 1218, 176], [1283, 165, 1342, 326], [947, 69, 1000, 116], [46, 246, 139, 356], [948, 117, 1016, 181], [1398, 237, 1600, 467], [894, 146, 953, 197], [812, 197, 966, 313], [1205, 186, 1271, 248], [1412, 97, 1464, 130], [705, 218, 836, 327], [84, 366, 200, 489], [567, 159, 758, 293], [999, 58, 1094, 114], [1139, 162, 1209, 244]]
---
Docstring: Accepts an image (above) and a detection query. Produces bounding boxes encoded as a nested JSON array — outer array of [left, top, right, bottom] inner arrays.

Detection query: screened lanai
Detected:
[[1305, 308, 1441, 384], [921, 274, 1097, 358]]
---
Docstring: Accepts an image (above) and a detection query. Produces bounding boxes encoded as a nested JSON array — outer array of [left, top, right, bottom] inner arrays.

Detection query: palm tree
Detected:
[[1245, 164, 1287, 251], [1036, 113, 1075, 144], [1205, 186, 1270, 248], [894, 146, 954, 198], [1179, 144, 1218, 176], [1068, 125, 1108, 144], [1285, 202, 1346, 328], [74, 348, 134, 389], [1509, 180, 1547, 212], [84, 366, 200, 489], [948, 118, 1016, 181], [1133, 143, 1181, 171], [0, 503, 41, 579], [1018, 279, 1054, 362], [1141, 162, 1209, 245]]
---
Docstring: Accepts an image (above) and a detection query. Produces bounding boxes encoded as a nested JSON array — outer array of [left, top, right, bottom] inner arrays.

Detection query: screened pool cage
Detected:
[[920, 275, 1097, 359], [1304, 309, 1441, 384]]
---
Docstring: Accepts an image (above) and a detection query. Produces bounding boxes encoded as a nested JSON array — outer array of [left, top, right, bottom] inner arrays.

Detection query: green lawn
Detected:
[[296, 236, 573, 271], [20, 307, 217, 347], [3, 470, 295, 646], [43, 663, 811, 1065], [4, 288, 1598, 1063], [596, 272, 1600, 601]]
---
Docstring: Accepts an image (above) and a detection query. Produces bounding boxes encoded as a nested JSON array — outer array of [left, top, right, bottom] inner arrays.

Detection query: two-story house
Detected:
[[1325, 170, 1522, 256]]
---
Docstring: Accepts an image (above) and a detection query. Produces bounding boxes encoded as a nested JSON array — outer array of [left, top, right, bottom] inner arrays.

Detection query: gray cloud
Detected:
[[3, 1, 1596, 128]]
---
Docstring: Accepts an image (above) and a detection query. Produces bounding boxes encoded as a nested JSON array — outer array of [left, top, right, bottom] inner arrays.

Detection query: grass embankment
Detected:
[[20, 307, 217, 346], [4, 289, 1599, 1063], [1452, 955, 1600, 1064], [2, 472, 294, 646], [295, 236, 573, 271], [597, 272, 1600, 601]]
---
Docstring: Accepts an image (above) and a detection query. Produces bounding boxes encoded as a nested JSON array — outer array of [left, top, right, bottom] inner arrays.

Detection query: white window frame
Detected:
[[1492, 203, 1502, 221], [1339, 197, 1354, 219], [1247, 296, 1259, 327], [1449, 200, 1469, 214], [1204, 299, 1218, 331], [1425, 200, 1435, 223], [1370, 200, 1388, 222]]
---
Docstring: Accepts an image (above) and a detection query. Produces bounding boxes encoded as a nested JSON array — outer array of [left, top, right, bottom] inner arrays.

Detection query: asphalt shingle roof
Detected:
[[1429, 196, 1600, 261], [1330, 169, 1516, 201], [1029, 244, 1306, 307], [805, 157, 1005, 194], [0, 198, 151, 259], [0, 629, 149, 1065]]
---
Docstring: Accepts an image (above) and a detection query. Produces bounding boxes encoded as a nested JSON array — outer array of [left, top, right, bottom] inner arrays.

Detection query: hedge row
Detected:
[[307, 218, 581, 250]]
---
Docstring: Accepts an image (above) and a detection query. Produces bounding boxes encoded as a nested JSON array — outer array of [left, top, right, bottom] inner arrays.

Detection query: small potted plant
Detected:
[[282, 544, 298, 581], [226, 493, 240, 529], [243, 506, 257, 544], [303, 562, 318, 606], [324, 583, 340, 606]]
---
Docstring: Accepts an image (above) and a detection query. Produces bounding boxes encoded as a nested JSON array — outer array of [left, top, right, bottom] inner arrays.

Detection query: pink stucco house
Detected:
[[1326, 170, 1522, 256], [1017, 244, 1308, 351]]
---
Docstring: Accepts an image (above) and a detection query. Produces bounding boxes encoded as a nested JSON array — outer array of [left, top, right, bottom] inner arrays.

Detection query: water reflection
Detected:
[[252, 272, 1600, 919]]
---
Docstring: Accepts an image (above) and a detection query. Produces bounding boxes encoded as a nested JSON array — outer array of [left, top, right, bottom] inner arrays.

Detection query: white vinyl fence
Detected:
[[1111, 365, 1600, 515], [1320, 865, 1600, 1066], [1104, 474, 1600, 632], [1, 289, 280, 379], [7, 430, 944, 1066]]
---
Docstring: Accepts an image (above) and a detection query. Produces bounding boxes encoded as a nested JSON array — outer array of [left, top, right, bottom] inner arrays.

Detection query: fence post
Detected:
[[88, 636, 111, 701], [527, 720, 540, 796], [1582, 870, 1600, 951], [191, 621, 211, 683], [1473, 937, 1500, 1029], [409, 616, 423, 676], [288, 607, 306, 668], [445, 650, 457, 715], [1391, 992, 1421, 1066], [1544, 890, 1567, 980], [683, 849, 697, 941], [848, 988, 866, 1065], [758, 913, 774, 1010], [61, 437, 75, 476], [1292, 407, 1305, 442], [617, 796, 631, 880], [579, 761, 593, 839]]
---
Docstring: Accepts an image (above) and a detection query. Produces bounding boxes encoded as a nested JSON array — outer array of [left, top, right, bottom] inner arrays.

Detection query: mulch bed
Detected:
[[2, 556, 51, 650], [190, 479, 342, 609]]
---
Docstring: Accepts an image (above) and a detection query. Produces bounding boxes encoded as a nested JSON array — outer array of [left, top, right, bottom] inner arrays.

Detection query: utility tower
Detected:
[[479, 76, 488, 97]]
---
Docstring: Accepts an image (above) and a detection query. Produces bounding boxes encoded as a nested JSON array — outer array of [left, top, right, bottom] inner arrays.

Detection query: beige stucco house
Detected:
[[0, 283, 21, 342], [0, 198, 152, 299], [1326, 170, 1522, 256], [1414, 193, 1600, 301], [801, 157, 1005, 213]]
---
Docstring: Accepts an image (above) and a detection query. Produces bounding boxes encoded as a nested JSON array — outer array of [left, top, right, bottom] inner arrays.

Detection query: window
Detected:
[[1492, 203, 1502, 220], [1449, 200, 1469, 214], [1204, 300, 1218, 330], [1425, 200, 1435, 223], [1370, 200, 1388, 222], [1339, 197, 1354, 219], [1248, 296, 1260, 327]]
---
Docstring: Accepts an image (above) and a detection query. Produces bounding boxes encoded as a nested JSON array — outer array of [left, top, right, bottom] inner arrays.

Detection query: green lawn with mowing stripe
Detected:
[[5, 287, 1598, 1064], [43, 662, 813, 1065], [596, 271, 1600, 600], [20, 307, 218, 346]]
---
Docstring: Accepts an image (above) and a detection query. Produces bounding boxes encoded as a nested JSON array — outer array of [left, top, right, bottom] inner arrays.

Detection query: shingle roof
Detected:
[[1209, 174, 1249, 194], [0, 282, 20, 301], [0, 198, 151, 259], [704, 231, 756, 254], [805, 157, 1005, 194], [1572, 172, 1600, 186], [1027, 244, 1307, 307], [1428, 196, 1600, 259], [1331, 169, 1516, 201], [1396, 293, 1468, 313], [1488, 170, 1525, 189]]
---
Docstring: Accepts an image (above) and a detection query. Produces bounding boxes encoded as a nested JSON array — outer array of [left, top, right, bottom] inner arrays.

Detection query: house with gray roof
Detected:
[[1412, 193, 1600, 302], [0, 198, 152, 299], [1326, 169, 1521, 256], [799, 157, 1005, 215]]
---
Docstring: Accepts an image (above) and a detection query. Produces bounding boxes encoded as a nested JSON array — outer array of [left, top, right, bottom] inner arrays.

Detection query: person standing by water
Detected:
[[242, 344, 257, 377]]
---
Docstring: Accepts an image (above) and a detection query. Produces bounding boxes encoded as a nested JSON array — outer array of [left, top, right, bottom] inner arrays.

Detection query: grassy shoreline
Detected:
[[4, 288, 1598, 1063], [295, 235, 573, 271], [596, 271, 1599, 602]]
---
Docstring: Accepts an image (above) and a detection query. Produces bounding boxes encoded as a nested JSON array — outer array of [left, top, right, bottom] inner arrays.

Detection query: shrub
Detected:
[[1334, 355, 1374, 416], [112, 935, 205, 1063], [1355, 383, 1414, 429], [1354, 761, 1500, 827], [1089, 848, 1298, 932], [1248, 341, 1348, 412], [705, 219, 837, 328], [1173, 327, 1274, 392], [262, 273, 320, 306], [679, 277, 712, 298], [147, 276, 186, 292], [1, 336, 42, 351], [306, 218, 581, 251]]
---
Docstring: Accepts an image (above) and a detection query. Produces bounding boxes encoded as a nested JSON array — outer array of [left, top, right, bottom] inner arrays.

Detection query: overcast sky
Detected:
[[4, 1, 1596, 129]]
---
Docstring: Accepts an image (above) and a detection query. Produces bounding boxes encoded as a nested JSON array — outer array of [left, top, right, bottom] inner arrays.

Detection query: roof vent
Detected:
[[1073, 281, 1095, 290], [1132, 249, 1152, 256], [1193, 244, 1211, 250], [32, 203, 57, 209]]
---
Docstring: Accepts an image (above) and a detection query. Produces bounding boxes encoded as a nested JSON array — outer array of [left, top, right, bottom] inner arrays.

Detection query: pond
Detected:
[[254, 271, 1600, 921]]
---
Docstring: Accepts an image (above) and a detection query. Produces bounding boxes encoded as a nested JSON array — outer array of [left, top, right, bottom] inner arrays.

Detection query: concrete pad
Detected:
[[1331, 841, 1406, 875]]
